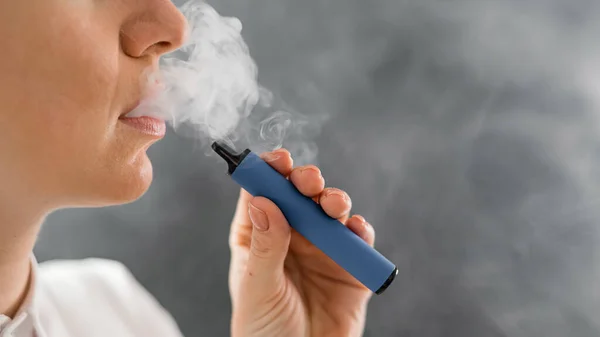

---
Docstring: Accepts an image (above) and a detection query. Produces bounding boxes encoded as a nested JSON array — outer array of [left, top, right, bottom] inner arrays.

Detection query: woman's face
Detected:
[[0, 1, 187, 209]]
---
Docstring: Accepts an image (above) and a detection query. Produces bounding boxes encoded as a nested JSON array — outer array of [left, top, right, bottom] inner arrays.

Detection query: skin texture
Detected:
[[0, 0, 186, 319], [0, 1, 374, 336]]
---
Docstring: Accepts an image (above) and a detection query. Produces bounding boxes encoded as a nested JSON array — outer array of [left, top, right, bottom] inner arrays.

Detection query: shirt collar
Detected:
[[0, 255, 41, 337], [17, 254, 36, 317]]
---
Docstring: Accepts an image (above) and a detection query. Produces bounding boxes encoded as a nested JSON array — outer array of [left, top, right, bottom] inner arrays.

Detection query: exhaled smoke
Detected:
[[127, 0, 322, 164]]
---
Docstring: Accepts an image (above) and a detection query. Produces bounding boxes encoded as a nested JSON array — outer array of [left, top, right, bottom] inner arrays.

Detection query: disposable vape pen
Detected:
[[212, 141, 397, 294]]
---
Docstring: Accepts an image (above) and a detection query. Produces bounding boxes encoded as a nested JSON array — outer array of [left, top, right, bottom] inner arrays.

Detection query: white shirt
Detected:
[[0, 257, 184, 337]]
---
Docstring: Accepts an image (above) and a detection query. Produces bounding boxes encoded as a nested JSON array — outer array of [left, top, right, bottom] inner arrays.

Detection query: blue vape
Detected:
[[212, 142, 397, 294]]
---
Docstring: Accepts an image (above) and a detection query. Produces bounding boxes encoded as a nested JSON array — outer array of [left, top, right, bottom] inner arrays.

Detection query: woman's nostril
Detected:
[[156, 41, 172, 50]]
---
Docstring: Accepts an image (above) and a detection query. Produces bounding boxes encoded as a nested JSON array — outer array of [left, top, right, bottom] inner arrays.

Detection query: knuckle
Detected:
[[230, 233, 252, 250], [250, 237, 273, 259]]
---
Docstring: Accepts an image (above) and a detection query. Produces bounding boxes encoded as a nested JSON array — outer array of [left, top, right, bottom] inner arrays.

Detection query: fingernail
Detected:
[[300, 167, 322, 179], [263, 152, 281, 162], [326, 189, 345, 198], [355, 215, 366, 223], [248, 203, 269, 231], [326, 189, 351, 206]]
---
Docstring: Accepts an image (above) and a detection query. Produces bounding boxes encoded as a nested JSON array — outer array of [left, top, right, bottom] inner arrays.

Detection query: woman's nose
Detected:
[[120, 1, 188, 58]]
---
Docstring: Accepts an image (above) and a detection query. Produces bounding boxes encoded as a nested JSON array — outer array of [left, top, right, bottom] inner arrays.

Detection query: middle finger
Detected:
[[289, 165, 325, 197]]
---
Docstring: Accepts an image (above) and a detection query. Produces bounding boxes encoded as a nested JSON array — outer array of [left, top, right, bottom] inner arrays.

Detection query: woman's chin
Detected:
[[70, 154, 155, 208], [108, 155, 155, 205]]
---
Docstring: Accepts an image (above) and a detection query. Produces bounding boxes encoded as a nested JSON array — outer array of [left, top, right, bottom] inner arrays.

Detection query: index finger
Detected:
[[231, 148, 292, 227], [260, 148, 293, 177]]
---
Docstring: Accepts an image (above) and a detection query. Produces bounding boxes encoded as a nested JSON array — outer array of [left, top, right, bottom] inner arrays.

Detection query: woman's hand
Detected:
[[228, 148, 375, 337]]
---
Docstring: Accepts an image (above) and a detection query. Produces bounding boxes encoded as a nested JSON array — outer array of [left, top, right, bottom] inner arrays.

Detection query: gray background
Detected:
[[34, 0, 600, 336]]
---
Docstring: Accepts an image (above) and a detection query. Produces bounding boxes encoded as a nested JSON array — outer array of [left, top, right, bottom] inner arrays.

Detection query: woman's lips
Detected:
[[119, 116, 166, 138]]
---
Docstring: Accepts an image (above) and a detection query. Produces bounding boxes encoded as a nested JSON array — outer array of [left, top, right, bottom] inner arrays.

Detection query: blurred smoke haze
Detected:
[[35, 0, 600, 336]]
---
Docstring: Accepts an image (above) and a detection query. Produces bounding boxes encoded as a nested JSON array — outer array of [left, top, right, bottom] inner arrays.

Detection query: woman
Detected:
[[0, 1, 377, 336]]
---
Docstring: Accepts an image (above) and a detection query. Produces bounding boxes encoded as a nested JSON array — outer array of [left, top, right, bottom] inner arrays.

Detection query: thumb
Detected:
[[245, 196, 291, 290]]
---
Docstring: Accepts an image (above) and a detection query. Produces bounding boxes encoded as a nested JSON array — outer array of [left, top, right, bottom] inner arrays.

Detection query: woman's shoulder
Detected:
[[37, 258, 147, 297], [34, 258, 183, 337], [38, 258, 139, 289]]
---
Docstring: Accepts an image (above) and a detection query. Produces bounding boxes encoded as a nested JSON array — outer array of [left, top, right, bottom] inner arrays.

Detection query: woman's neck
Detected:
[[0, 204, 45, 318]]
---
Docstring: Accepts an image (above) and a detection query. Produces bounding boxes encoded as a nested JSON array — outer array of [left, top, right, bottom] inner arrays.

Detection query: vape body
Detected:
[[213, 143, 397, 294]]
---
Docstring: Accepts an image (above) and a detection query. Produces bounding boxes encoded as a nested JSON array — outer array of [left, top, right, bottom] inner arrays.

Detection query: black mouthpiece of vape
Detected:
[[211, 141, 251, 175]]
